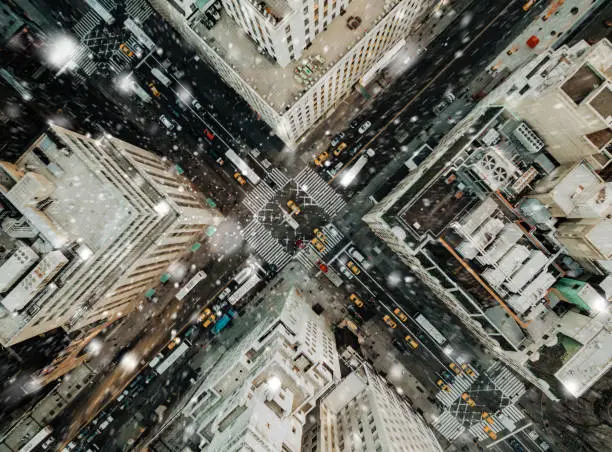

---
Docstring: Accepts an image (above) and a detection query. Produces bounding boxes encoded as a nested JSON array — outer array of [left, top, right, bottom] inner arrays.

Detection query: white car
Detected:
[[348, 246, 366, 263], [218, 287, 231, 300], [159, 115, 174, 130], [339, 265, 354, 280], [192, 99, 202, 110], [358, 121, 372, 134]]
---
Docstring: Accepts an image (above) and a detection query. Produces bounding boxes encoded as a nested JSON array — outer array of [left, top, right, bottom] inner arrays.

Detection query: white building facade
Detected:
[[149, 0, 433, 145], [0, 125, 221, 346], [185, 288, 341, 451], [316, 363, 442, 452]]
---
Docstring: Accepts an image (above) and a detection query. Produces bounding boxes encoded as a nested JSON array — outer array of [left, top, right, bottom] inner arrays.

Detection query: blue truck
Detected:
[[211, 309, 237, 335]]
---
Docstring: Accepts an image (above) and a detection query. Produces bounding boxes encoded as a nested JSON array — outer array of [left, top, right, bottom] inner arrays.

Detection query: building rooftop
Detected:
[[589, 85, 612, 123], [560, 64, 604, 105], [193, 0, 393, 112]]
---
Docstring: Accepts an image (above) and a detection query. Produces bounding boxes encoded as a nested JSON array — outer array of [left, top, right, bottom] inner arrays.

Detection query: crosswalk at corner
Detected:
[[433, 411, 466, 442], [126, 0, 154, 22], [487, 362, 526, 401], [295, 245, 321, 270], [468, 415, 505, 441], [436, 369, 479, 408], [241, 220, 292, 269], [501, 403, 524, 424], [268, 168, 290, 188], [242, 181, 277, 215], [294, 168, 347, 217]]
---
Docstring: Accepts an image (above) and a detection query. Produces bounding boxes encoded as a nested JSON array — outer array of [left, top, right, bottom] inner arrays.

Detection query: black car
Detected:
[[350, 119, 359, 128]]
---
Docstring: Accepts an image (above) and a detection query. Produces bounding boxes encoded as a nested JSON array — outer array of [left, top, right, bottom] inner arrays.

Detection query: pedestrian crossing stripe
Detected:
[[242, 181, 277, 215], [241, 220, 292, 269], [295, 168, 347, 217]]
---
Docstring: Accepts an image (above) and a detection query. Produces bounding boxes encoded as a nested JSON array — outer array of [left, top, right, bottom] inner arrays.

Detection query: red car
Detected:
[[204, 128, 214, 141]]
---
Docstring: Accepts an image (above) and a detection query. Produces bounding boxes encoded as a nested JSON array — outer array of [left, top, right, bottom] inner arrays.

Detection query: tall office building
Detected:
[[504, 39, 611, 170], [177, 288, 341, 451], [312, 363, 442, 452], [150, 0, 434, 145], [0, 125, 221, 346]]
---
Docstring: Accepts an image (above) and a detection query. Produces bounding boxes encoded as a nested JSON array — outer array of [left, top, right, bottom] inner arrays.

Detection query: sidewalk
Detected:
[[293, 0, 475, 165]]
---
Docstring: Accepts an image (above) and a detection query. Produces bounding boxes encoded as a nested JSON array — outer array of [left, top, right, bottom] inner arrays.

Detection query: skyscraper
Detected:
[[150, 0, 434, 145], [0, 125, 221, 346]]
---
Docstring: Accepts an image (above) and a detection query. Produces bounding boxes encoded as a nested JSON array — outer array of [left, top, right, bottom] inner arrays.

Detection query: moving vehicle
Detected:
[[437, 379, 450, 392], [346, 260, 360, 275], [522, 0, 536, 11], [218, 287, 231, 300], [482, 412, 494, 425], [198, 308, 212, 322], [119, 43, 134, 57], [383, 315, 397, 329], [333, 142, 347, 156], [449, 363, 462, 375], [211, 310, 236, 335], [404, 335, 419, 349], [393, 308, 408, 322], [167, 337, 181, 350], [313, 228, 326, 241], [287, 200, 301, 215], [202, 314, 216, 328], [203, 128, 214, 141], [314, 150, 329, 166], [461, 392, 476, 407], [331, 132, 345, 147], [350, 293, 363, 308], [234, 172, 247, 185], [348, 246, 365, 263], [461, 362, 476, 377], [312, 237, 325, 253], [358, 121, 371, 134], [159, 114, 174, 130], [483, 425, 497, 440], [155, 342, 189, 375], [226, 149, 261, 185], [415, 313, 447, 345], [192, 99, 202, 110], [151, 67, 171, 87]]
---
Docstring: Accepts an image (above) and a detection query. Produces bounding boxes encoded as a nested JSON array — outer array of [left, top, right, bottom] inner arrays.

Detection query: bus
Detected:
[[20, 426, 53, 452], [176, 270, 207, 301], [225, 149, 261, 185], [154, 342, 189, 375], [415, 314, 447, 345], [228, 274, 261, 305]]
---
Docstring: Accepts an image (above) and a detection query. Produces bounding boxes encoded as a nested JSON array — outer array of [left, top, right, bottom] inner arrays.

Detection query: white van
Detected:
[[348, 247, 365, 263], [159, 115, 174, 130], [234, 266, 253, 285]]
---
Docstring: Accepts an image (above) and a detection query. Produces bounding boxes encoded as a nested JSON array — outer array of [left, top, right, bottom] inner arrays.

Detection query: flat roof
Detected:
[[560, 64, 604, 105], [192, 0, 390, 113], [555, 326, 612, 398], [589, 86, 612, 123]]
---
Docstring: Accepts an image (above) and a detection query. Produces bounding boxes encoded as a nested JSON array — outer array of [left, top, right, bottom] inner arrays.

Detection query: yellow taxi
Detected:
[[437, 379, 450, 392], [393, 307, 408, 322], [383, 315, 397, 329], [313, 228, 326, 241], [333, 142, 347, 157], [314, 151, 329, 166], [119, 43, 134, 57], [404, 335, 419, 349], [462, 362, 476, 377], [198, 308, 212, 322], [349, 293, 364, 308], [287, 200, 301, 215], [449, 362, 462, 375], [167, 337, 181, 350], [147, 82, 161, 97], [483, 425, 497, 440], [311, 237, 325, 253], [234, 172, 247, 185], [461, 392, 476, 407], [346, 261, 360, 275], [482, 412, 494, 425], [203, 314, 216, 328]]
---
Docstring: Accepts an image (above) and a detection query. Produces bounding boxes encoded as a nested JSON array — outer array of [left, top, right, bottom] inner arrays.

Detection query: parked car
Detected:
[[192, 99, 202, 110], [333, 142, 347, 156], [203, 128, 214, 141], [346, 260, 360, 275], [404, 335, 419, 349], [159, 114, 174, 130], [234, 172, 247, 185], [393, 307, 408, 322], [350, 293, 363, 308]]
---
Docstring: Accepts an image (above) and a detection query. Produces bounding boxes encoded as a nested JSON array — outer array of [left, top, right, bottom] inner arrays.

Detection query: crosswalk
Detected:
[[242, 181, 276, 215], [241, 220, 292, 269], [268, 168, 290, 188], [468, 417, 504, 442], [295, 245, 321, 270], [72, 45, 97, 76], [294, 168, 347, 217], [501, 403, 524, 424], [433, 411, 466, 442], [436, 369, 479, 408], [319, 224, 344, 250], [126, 0, 155, 23], [487, 362, 526, 400], [73, 10, 101, 39]]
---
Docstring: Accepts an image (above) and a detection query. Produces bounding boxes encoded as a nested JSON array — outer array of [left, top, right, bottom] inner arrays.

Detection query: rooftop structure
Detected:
[[315, 363, 442, 452], [504, 39, 612, 170], [0, 126, 221, 346], [363, 104, 611, 399], [150, 0, 432, 145], [183, 287, 341, 450]]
